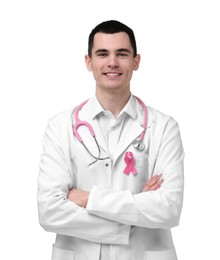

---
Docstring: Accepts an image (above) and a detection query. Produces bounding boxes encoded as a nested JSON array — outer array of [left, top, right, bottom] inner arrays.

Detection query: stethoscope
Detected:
[[72, 96, 147, 165]]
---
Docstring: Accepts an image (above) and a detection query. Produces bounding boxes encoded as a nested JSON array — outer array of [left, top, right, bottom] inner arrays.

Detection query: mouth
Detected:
[[103, 72, 122, 78]]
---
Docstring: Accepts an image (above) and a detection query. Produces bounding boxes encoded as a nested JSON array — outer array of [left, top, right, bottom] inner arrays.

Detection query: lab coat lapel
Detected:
[[90, 119, 109, 153], [113, 119, 144, 164]]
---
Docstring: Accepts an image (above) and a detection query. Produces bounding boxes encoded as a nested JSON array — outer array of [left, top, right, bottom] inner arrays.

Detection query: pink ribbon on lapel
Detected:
[[123, 151, 137, 175]]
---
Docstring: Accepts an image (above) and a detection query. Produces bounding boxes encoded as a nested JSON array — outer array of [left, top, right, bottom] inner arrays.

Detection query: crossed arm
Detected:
[[68, 174, 164, 208], [38, 116, 184, 242]]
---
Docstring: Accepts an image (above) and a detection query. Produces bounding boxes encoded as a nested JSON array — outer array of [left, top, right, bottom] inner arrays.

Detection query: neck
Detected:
[[96, 89, 131, 117]]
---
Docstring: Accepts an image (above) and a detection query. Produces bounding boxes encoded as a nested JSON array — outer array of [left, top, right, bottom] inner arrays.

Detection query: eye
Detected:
[[97, 52, 108, 57], [117, 52, 129, 57]]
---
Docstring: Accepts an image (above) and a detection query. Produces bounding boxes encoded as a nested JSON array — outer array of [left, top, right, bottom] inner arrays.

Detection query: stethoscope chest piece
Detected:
[[132, 139, 145, 151]]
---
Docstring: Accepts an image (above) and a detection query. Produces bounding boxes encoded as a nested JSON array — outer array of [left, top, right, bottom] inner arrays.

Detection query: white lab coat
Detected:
[[37, 96, 184, 260]]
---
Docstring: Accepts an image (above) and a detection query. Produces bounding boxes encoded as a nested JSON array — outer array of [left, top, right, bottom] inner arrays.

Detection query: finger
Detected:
[[153, 179, 164, 190], [158, 178, 164, 186], [147, 180, 163, 191], [147, 174, 162, 187], [142, 175, 160, 191], [142, 176, 164, 192]]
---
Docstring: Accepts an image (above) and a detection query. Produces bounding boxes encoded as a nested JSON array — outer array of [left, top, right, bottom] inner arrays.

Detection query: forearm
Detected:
[[87, 187, 181, 229], [38, 185, 130, 244], [38, 121, 130, 245], [67, 175, 163, 209], [67, 175, 166, 229], [87, 162, 184, 229], [67, 188, 89, 208]]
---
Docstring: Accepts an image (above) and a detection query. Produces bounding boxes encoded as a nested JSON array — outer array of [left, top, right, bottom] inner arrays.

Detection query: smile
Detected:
[[103, 72, 122, 77]]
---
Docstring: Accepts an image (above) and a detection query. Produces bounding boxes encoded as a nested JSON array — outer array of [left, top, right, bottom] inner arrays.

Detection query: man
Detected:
[[38, 20, 184, 260]]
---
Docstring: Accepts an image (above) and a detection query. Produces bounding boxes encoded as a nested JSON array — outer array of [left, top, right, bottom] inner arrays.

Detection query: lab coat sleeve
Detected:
[[87, 117, 184, 229], [37, 119, 130, 244]]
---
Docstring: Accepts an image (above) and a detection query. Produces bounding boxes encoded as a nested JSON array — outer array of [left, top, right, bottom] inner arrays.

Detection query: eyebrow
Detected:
[[116, 48, 131, 53], [95, 49, 108, 54], [95, 48, 131, 54]]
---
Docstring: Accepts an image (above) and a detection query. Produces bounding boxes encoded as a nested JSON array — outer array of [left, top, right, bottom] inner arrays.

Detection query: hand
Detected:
[[142, 174, 164, 192], [67, 188, 89, 208]]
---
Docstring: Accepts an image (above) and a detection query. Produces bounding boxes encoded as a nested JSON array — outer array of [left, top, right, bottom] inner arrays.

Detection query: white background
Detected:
[[0, 0, 220, 259]]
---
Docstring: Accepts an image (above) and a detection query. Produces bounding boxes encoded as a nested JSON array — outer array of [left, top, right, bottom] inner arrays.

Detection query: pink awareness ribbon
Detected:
[[123, 151, 137, 175]]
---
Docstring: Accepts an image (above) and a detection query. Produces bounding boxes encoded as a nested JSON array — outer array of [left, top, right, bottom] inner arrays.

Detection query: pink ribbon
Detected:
[[123, 151, 137, 175]]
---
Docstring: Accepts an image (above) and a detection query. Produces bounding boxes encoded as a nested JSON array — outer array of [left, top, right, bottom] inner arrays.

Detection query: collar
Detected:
[[85, 95, 137, 121]]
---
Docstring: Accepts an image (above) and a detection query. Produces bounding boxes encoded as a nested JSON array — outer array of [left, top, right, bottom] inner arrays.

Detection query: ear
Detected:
[[133, 54, 141, 71], [85, 55, 92, 71]]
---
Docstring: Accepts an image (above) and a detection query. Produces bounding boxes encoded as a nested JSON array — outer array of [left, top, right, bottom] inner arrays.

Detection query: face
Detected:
[[85, 32, 140, 93]]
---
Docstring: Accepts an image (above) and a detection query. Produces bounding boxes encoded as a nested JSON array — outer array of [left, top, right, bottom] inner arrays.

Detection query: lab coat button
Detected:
[[105, 163, 109, 167]]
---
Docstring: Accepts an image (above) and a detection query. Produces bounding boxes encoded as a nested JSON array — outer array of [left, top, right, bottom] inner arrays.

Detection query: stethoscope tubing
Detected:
[[72, 96, 147, 164]]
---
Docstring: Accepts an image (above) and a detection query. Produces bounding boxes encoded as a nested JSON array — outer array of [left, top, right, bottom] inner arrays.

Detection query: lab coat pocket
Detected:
[[52, 244, 75, 260], [144, 248, 177, 260], [135, 156, 149, 193]]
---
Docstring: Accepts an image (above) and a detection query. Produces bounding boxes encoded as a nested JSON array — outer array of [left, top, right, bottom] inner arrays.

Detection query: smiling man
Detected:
[[85, 30, 140, 117], [86, 32, 139, 95], [38, 20, 184, 260]]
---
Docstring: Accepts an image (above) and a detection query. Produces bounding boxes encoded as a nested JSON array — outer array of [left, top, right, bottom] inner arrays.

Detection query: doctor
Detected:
[[38, 20, 184, 260]]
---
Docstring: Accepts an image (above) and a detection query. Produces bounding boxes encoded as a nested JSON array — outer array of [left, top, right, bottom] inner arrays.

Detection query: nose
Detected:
[[107, 54, 119, 68]]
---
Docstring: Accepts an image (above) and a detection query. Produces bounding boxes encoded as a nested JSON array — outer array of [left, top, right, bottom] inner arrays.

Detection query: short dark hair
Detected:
[[88, 20, 137, 57]]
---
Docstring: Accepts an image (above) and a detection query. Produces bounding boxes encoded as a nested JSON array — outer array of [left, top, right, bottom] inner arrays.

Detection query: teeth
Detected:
[[106, 73, 119, 76]]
